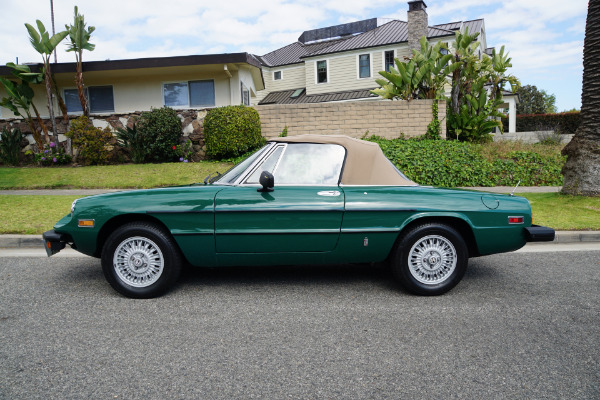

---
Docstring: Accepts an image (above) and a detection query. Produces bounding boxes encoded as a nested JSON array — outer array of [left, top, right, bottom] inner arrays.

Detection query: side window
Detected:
[[274, 143, 345, 185], [316, 60, 328, 83], [245, 146, 284, 184]]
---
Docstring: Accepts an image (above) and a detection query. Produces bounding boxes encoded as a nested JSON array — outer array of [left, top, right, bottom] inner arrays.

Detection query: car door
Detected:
[[214, 143, 346, 253]]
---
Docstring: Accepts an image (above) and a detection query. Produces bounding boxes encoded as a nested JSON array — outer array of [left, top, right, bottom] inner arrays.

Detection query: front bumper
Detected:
[[42, 230, 72, 256], [524, 225, 555, 242]]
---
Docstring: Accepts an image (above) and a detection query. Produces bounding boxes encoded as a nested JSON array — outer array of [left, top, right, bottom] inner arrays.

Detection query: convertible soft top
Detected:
[[270, 135, 418, 186]]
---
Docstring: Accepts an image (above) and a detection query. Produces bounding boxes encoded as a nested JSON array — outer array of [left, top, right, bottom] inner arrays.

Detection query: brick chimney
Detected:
[[407, 1, 428, 52]]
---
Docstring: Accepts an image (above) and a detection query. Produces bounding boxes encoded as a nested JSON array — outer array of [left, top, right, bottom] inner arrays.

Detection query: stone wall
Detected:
[[0, 109, 209, 161], [254, 99, 445, 139]]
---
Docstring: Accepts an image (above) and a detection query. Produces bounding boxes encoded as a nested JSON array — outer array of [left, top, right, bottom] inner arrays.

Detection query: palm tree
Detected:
[[65, 6, 95, 116], [561, 0, 600, 196], [25, 20, 68, 145]]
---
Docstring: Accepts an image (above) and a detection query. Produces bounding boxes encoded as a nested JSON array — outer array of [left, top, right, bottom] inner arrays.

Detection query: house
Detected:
[[0, 52, 264, 119], [255, 0, 518, 132], [0, 0, 518, 133]]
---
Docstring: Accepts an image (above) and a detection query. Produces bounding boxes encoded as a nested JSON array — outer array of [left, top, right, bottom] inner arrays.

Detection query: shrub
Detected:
[[31, 142, 72, 166], [137, 107, 182, 162], [204, 105, 264, 159], [502, 112, 580, 134], [116, 123, 146, 164], [66, 116, 112, 165], [367, 136, 565, 187], [0, 127, 23, 166]]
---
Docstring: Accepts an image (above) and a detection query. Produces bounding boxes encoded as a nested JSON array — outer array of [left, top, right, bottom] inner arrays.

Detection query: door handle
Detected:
[[317, 191, 341, 197]]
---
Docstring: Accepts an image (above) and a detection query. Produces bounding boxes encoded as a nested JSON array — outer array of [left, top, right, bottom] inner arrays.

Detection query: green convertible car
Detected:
[[44, 135, 554, 298]]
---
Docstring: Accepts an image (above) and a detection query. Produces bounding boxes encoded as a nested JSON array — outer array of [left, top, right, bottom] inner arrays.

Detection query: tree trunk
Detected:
[[561, 0, 600, 196], [44, 61, 59, 146], [76, 52, 89, 117], [31, 103, 49, 144]]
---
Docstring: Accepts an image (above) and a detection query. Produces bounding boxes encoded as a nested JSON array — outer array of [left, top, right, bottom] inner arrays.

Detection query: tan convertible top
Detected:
[[270, 135, 417, 186]]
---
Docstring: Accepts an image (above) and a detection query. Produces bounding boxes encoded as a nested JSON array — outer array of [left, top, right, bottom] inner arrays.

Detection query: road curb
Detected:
[[2, 231, 599, 250]]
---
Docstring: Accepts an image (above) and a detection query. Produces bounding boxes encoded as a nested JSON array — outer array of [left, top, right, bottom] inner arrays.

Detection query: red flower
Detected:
[[172, 145, 177, 150]]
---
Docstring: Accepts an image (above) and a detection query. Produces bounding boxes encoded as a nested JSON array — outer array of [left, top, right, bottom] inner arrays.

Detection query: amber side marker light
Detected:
[[78, 219, 95, 228], [508, 216, 524, 224]]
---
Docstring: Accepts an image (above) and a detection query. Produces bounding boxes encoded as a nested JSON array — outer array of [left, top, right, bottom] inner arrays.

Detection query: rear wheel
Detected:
[[392, 223, 468, 295], [101, 222, 182, 298]]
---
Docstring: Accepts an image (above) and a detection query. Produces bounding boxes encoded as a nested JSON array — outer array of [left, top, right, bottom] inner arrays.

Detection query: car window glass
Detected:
[[274, 143, 345, 185], [245, 146, 284, 184], [215, 145, 270, 184]]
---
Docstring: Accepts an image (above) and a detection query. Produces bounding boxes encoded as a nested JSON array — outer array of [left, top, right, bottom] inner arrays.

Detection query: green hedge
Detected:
[[368, 137, 565, 187], [204, 105, 264, 159], [501, 112, 580, 134]]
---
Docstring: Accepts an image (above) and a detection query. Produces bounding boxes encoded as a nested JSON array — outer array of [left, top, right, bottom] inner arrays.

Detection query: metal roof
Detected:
[[260, 39, 348, 67], [258, 88, 377, 105], [432, 19, 484, 35], [301, 20, 454, 58]]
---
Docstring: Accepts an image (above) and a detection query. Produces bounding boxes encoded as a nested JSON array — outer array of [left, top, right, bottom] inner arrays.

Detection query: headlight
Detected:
[[71, 199, 78, 216]]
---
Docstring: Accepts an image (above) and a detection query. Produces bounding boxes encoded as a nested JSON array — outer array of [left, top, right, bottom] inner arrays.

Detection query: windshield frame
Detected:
[[211, 143, 274, 185]]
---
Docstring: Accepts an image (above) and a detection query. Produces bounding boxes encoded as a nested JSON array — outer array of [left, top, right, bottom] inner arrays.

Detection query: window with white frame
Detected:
[[316, 60, 328, 84], [440, 42, 449, 55], [384, 50, 395, 72], [163, 80, 215, 108], [241, 82, 250, 106], [64, 86, 114, 113], [358, 54, 371, 78], [273, 71, 282, 80]]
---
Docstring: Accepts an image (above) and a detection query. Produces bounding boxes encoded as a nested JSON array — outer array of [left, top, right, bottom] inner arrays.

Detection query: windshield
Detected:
[[213, 144, 272, 184]]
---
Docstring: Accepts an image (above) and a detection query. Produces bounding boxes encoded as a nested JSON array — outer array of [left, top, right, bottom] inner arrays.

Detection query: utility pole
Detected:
[[50, 0, 57, 63]]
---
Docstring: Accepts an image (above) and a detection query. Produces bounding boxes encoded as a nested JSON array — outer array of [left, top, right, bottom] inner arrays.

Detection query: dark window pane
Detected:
[[190, 80, 215, 107], [385, 51, 394, 72], [64, 89, 83, 113], [89, 86, 114, 113], [274, 71, 281, 80], [164, 82, 188, 107], [317, 60, 327, 83], [359, 54, 370, 78]]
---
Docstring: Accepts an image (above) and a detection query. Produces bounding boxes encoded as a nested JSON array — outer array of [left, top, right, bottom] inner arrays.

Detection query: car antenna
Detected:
[[510, 180, 521, 196]]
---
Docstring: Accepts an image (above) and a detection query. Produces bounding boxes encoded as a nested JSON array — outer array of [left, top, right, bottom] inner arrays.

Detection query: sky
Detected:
[[0, 0, 588, 112]]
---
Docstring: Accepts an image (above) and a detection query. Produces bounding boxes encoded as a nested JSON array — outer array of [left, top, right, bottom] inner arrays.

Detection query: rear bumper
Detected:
[[42, 230, 72, 257], [524, 225, 555, 242]]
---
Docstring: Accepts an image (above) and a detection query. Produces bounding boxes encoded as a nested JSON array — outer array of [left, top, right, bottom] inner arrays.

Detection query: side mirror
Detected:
[[258, 171, 274, 192]]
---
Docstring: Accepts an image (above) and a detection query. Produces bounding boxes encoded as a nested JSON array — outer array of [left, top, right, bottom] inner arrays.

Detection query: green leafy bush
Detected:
[[0, 127, 23, 166], [368, 136, 565, 187], [137, 107, 182, 162], [502, 112, 580, 134], [116, 123, 146, 164], [66, 116, 112, 165], [204, 105, 264, 159]]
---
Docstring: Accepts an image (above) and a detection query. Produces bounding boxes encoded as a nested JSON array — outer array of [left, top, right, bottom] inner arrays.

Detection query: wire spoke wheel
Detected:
[[113, 236, 164, 288], [408, 235, 457, 285]]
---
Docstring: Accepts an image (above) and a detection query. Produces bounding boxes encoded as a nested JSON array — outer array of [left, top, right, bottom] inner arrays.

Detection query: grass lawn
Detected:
[[0, 193, 597, 235], [0, 162, 233, 189]]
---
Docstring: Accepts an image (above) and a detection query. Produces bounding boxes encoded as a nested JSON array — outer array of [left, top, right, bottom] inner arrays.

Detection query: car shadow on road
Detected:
[[177, 262, 400, 292]]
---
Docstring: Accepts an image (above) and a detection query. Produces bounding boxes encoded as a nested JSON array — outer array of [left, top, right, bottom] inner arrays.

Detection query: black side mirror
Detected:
[[258, 171, 274, 192]]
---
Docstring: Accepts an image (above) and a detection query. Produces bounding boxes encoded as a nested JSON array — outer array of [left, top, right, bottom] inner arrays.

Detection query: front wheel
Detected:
[[392, 223, 468, 295], [101, 222, 182, 298]]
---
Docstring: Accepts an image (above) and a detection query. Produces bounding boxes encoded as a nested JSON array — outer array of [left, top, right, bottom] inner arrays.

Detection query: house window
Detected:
[[359, 54, 370, 78], [64, 86, 115, 113], [163, 80, 215, 108], [273, 71, 282, 80], [384, 50, 395, 72], [241, 82, 250, 106], [316, 60, 328, 84]]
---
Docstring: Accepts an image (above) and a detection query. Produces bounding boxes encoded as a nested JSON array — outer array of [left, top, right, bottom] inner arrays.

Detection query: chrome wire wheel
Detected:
[[113, 236, 164, 288], [408, 234, 457, 285]]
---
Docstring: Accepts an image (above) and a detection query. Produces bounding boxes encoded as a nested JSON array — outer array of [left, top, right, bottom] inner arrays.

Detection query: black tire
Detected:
[[101, 222, 182, 298], [392, 223, 468, 295]]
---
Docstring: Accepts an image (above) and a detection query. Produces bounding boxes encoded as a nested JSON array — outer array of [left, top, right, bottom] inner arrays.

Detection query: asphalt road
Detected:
[[0, 251, 598, 399]]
